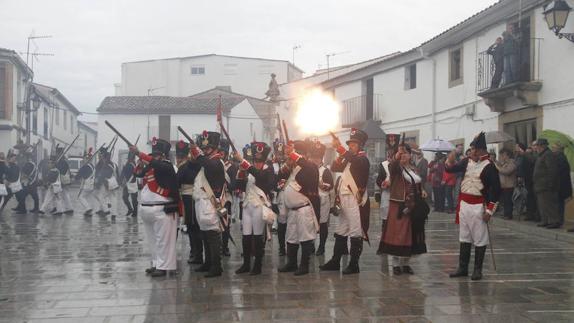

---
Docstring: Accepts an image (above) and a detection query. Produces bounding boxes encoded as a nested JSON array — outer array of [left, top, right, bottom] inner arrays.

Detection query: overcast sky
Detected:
[[1, 0, 498, 120]]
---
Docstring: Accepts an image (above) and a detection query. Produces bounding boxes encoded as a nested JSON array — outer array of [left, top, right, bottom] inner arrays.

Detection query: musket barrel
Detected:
[[177, 126, 195, 144], [105, 120, 133, 147]]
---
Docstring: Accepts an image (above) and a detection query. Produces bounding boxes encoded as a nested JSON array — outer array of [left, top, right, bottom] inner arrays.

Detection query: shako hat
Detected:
[[151, 137, 171, 156], [346, 128, 368, 147], [175, 140, 190, 157]]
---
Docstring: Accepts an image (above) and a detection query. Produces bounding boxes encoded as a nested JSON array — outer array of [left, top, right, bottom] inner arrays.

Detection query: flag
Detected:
[[216, 95, 222, 123]]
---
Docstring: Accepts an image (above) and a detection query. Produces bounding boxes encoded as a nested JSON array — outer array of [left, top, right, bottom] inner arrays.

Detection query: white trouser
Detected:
[[96, 187, 108, 211], [140, 204, 178, 270], [79, 189, 95, 211], [319, 193, 330, 224], [194, 198, 221, 232], [392, 256, 410, 266], [335, 194, 362, 238], [380, 190, 390, 221], [40, 188, 63, 213], [284, 187, 317, 244], [61, 186, 73, 211], [277, 191, 287, 224], [459, 201, 489, 247], [242, 203, 265, 235]]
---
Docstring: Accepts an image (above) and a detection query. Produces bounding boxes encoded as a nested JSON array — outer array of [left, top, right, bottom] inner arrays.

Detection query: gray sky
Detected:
[[1, 0, 498, 120]]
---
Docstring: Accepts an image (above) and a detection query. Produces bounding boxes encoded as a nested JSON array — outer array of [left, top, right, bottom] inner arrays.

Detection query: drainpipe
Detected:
[[419, 47, 436, 139]]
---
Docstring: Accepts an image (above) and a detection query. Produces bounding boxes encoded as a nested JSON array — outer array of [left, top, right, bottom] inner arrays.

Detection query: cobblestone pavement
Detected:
[[1, 190, 574, 323]]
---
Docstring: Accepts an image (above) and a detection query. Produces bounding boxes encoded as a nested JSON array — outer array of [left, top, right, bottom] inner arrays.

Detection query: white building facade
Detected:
[[0, 48, 33, 152], [97, 87, 275, 165], [114, 54, 303, 99], [280, 0, 574, 160]]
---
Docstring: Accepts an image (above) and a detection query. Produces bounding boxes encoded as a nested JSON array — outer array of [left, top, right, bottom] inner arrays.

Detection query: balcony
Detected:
[[341, 94, 383, 128], [477, 38, 542, 112]]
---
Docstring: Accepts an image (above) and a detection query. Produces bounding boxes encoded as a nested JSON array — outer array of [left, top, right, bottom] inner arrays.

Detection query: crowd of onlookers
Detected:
[[411, 139, 573, 231]]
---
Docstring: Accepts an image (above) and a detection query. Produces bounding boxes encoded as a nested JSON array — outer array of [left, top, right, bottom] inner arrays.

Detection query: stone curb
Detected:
[[492, 217, 574, 244]]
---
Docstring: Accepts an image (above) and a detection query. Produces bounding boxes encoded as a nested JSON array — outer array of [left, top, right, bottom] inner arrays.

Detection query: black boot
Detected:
[[294, 240, 314, 276], [316, 223, 328, 256], [449, 242, 472, 278], [277, 222, 287, 256], [195, 232, 211, 272], [235, 235, 252, 274], [250, 235, 264, 275], [320, 234, 346, 271], [471, 246, 487, 281], [205, 231, 223, 278], [343, 237, 363, 275], [278, 243, 299, 272]]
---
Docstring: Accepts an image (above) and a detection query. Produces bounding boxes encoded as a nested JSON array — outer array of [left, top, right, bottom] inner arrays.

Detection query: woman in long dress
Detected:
[[380, 143, 428, 275]]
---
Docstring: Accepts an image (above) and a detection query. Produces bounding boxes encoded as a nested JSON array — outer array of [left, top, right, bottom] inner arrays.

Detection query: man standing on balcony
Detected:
[[502, 25, 518, 84], [487, 37, 504, 89]]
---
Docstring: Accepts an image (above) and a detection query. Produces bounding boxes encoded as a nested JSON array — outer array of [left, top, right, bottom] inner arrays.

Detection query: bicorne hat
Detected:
[[470, 132, 487, 150]]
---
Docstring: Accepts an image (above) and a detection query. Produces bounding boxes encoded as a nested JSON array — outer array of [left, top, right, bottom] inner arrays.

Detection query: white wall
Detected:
[[119, 55, 301, 99], [97, 100, 266, 164]]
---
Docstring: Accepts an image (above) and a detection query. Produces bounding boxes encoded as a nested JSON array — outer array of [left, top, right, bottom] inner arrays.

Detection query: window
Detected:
[[404, 64, 417, 90], [191, 65, 205, 75], [63, 110, 67, 130], [32, 110, 38, 134], [55, 107, 59, 125], [449, 46, 463, 87], [70, 115, 74, 134], [224, 63, 238, 75], [158, 115, 171, 141]]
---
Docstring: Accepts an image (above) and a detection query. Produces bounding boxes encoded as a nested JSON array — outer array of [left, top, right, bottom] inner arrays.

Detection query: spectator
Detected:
[[533, 138, 561, 229], [453, 144, 464, 207], [465, 149, 472, 158], [551, 142, 572, 226], [429, 153, 446, 212], [376, 150, 393, 255], [412, 146, 430, 204], [496, 148, 517, 220], [442, 166, 457, 213], [523, 141, 539, 221], [487, 37, 504, 88], [502, 26, 518, 84]]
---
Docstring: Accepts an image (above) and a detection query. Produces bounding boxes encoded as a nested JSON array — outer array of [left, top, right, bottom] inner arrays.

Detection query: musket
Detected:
[[109, 136, 119, 159], [282, 120, 290, 143], [134, 134, 141, 146], [55, 134, 80, 164], [106, 135, 118, 150], [105, 121, 134, 147], [177, 126, 195, 145], [486, 222, 497, 271], [276, 113, 285, 143]]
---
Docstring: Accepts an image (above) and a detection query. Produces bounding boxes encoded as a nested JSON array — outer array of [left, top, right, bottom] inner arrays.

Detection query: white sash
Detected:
[[339, 163, 368, 207]]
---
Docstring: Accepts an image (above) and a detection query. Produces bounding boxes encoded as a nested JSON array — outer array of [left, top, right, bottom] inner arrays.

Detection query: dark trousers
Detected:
[[491, 62, 503, 88], [222, 201, 232, 253], [17, 185, 39, 211], [445, 185, 455, 211], [500, 188, 514, 218], [1, 188, 16, 210], [525, 182, 539, 221], [433, 186, 445, 212], [277, 222, 287, 253], [558, 198, 565, 225], [537, 191, 560, 225], [122, 186, 138, 213], [183, 195, 203, 260]]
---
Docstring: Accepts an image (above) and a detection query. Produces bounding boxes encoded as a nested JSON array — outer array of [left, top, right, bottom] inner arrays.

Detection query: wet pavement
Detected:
[[1, 189, 574, 323]]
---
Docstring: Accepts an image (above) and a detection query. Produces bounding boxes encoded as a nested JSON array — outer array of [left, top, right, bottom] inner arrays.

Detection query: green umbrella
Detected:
[[540, 130, 574, 170]]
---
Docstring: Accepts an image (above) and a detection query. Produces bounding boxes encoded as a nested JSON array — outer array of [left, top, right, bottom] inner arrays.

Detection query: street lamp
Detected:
[[543, 0, 574, 42]]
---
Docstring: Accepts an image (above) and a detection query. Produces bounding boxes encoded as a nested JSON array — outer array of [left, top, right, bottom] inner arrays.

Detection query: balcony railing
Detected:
[[341, 94, 383, 128], [476, 38, 542, 93]]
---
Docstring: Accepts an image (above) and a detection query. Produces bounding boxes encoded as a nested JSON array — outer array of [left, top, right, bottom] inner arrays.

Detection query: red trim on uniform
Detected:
[[289, 152, 302, 162], [240, 159, 251, 170], [190, 146, 203, 158], [336, 146, 347, 155], [357, 150, 366, 157], [479, 154, 490, 161], [455, 193, 486, 224], [138, 152, 152, 162], [142, 168, 171, 198]]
